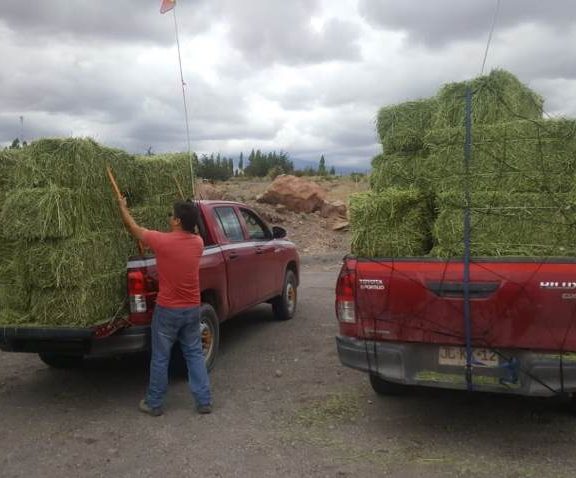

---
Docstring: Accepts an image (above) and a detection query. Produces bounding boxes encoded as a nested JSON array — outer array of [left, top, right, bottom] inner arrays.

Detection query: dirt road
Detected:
[[2, 264, 576, 477]]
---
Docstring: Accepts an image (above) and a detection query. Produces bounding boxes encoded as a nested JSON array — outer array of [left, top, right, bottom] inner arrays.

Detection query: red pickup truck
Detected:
[[336, 256, 576, 398], [0, 201, 300, 369]]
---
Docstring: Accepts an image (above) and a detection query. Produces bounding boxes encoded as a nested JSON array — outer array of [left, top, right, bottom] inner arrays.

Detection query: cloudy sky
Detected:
[[1, 0, 575, 169]]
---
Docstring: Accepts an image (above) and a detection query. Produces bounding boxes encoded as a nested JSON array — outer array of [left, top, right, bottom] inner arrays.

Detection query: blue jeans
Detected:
[[145, 304, 212, 409]]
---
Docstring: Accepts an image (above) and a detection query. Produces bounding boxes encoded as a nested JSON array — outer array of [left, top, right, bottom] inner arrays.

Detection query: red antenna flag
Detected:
[[160, 0, 175, 14]]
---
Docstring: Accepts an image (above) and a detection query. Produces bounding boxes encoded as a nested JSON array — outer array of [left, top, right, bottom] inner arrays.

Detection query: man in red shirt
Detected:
[[115, 196, 212, 416]]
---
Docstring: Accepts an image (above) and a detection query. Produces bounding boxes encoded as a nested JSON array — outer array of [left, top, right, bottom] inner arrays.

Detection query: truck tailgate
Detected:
[[354, 258, 576, 351]]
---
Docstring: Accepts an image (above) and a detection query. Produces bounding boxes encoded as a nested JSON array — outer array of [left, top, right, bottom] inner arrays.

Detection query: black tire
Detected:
[[369, 374, 408, 396], [272, 270, 298, 321], [38, 352, 84, 369], [199, 304, 220, 372]]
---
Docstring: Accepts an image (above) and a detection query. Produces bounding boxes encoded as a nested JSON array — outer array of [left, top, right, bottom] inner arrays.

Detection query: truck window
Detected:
[[214, 207, 244, 242], [240, 209, 271, 241]]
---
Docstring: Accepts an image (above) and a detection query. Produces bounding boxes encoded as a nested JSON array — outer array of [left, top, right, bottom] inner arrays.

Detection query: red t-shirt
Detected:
[[141, 230, 204, 308]]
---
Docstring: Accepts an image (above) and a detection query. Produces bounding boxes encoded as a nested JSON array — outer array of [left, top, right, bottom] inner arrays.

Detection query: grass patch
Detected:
[[296, 393, 362, 427]]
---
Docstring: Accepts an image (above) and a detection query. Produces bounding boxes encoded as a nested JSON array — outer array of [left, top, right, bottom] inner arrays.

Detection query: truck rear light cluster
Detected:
[[128, 270, 147, 314], [336, 268, 356, 323]]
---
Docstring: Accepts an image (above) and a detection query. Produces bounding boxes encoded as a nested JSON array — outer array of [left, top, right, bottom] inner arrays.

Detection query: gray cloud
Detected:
[[359, 0, 576, 48], [212, 0, 362, 65], [1, 1, 576, 169], [0, 0, 211, 45]]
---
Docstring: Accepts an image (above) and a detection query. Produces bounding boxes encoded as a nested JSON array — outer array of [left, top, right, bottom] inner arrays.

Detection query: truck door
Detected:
[[238, 207, 278, 299], [213, 206, 256, 314]]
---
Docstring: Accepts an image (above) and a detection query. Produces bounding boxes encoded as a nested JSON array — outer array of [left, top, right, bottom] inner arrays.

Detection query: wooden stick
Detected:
[[106, 166, 122, 200], [106, 165, 145, 255]]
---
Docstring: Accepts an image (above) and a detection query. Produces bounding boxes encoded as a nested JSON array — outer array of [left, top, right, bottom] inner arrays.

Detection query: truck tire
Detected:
[[200, 304, 220, 372], [272, 270, 298, 321], [369, 374, 408, 396], [38, 352, 84, 369]]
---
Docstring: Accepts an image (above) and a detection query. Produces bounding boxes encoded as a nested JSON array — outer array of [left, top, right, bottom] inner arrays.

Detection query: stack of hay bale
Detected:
[[0, 139, 194, 327], [352, 69, 576, 258], [131, 153, 195, 231]]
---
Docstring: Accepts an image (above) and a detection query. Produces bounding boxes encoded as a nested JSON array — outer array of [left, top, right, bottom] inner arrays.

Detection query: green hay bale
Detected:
[[132, 206, 171, 232], [0, 240, 15, 268], [134, 153, 196, 206], [370, 153, 433, 192], [0, 259, 30, 313], [377, 98, 437, 154], [24, 232, 134, 289], [0, 187, 77, 240], [431, 192, 576, 257], [0, 149, 21, 190], [0, 308, 27, 325], [11, 138, 139, 194], [0, 186, 125, 240], [433, 69, 543, 129], [422, 119, 576, 194], [26, 272, 126, 327], [350, 189, 432, 257]]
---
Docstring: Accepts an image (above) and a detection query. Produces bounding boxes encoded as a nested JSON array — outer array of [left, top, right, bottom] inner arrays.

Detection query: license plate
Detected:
[[438, 346, 499, 367]]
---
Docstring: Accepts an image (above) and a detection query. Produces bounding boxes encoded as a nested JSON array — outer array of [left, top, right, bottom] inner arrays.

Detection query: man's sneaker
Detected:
[[139, 399, 163, 417], [197, 403, 212, 414]]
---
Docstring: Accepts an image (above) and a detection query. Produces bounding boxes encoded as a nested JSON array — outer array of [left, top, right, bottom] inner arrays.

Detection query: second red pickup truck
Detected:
[[336, 256, 576, 399], [0, 201, 300, 369]]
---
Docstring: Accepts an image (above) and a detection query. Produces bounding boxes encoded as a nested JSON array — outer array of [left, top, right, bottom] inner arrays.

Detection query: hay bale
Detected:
[[0, 149, 20, 191], [0, 308, 27, 325], [134, 153, 196, 206], [432, 192, 576, 257], [0, 186, 125, 241], [11, 138, 139, 194], [132, 206, 171, 232], [350, 189, 433, 257], [377, 98, 437, 154], [26, 272, 126, 327], [0, 187, 77, 240], [370, 153, 433, 192], [0, 259, 30, 313], [433, 69, 543, 129], [422, 119, 576, 194], [24, 233, 134, 289]]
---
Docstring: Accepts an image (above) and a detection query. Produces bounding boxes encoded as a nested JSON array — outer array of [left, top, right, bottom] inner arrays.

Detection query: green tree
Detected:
[[318, 155, 327, 176], [329, 166, 336, 175], [238, 152, 244, 171]]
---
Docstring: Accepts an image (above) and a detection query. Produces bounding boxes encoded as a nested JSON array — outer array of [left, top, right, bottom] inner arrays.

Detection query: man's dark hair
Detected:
[[173, 200, 200, 233]]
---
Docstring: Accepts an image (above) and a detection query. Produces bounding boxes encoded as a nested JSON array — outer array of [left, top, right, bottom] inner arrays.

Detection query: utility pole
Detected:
[[19, 116, 24, 144]]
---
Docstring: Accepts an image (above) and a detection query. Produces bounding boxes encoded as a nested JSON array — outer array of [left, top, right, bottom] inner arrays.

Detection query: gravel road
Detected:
[[2, 262, 576, 478]]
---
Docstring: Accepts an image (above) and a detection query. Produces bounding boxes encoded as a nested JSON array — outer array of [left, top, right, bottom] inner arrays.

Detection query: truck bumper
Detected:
[[336, 336, 576, 397], [0, 326, 150, 357]]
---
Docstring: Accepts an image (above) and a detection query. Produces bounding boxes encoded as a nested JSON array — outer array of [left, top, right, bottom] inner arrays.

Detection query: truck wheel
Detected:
[[369, 374, 408, 396], [272, 270, 298, 321], [200, 304, 220, 372], [38, 352, 84, 369]]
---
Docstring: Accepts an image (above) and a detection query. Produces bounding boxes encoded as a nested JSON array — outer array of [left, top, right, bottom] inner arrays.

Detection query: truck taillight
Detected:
[[128, 270, 147, 314], [336, 268, 356, 323]]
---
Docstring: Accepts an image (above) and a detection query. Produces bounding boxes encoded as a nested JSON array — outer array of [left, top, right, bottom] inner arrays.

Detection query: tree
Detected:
[[318, 155, 327, 176], [329, 166, 336, 175], [146, 146, 154, 156], [238, 152, 244, 171], [9, 138, 20, 149]]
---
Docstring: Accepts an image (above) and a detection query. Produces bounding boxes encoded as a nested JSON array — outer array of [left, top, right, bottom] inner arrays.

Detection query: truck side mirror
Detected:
[[272, 226, 287, 239]]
